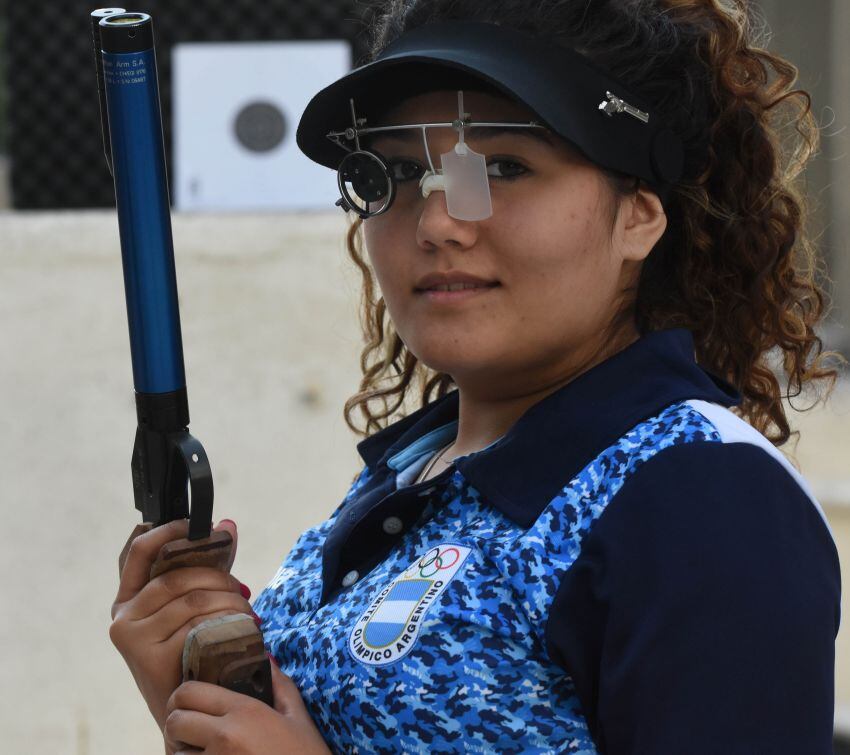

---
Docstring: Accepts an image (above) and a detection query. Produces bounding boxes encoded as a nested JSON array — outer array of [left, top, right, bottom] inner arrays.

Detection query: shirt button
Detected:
[[341, 569, 359, 587], [382, 516, 403, 535]]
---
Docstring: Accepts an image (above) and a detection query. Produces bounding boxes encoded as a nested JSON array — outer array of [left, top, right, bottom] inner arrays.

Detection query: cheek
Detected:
[[363, 221, 412, 317], [363, 222, 395, 287], [499, 176, 616, 294]]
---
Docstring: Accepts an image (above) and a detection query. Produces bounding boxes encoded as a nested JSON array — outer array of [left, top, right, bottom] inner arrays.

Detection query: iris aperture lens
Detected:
[[337, 150, 395, 218]]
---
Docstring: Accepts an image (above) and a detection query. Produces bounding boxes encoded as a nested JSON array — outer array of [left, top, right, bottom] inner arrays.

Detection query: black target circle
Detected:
[[233, 101, 287, 153]]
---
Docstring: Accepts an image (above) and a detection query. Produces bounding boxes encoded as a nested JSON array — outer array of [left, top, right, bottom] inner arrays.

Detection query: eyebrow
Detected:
[[369, 125, 556, 147]]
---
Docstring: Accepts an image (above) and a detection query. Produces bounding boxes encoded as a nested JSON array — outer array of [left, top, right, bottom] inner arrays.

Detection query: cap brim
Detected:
[[296, 21, 683, 189], [296, 57, 535, 171]]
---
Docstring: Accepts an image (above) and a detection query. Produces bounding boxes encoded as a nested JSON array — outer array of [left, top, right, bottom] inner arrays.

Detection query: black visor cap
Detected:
[[297, 21, 684, 197]]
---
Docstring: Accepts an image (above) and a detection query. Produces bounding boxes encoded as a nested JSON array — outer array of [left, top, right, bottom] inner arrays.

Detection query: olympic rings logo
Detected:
[[417, 546, 460, 578]]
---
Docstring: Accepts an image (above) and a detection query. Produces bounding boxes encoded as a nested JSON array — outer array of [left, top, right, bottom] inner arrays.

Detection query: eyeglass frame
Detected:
[[325, 94, 551, 219]]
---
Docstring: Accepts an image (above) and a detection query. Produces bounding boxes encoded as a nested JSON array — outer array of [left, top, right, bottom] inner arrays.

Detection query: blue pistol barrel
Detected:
[[100, 13, 186, 398]]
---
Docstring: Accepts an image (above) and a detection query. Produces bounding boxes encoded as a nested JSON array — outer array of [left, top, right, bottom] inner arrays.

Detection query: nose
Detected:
[[415, 183, 480, 251]]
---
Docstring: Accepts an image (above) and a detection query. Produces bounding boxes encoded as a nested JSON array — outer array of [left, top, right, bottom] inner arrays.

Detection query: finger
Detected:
[[138, 608, 251, 653], [268, 656, 303, 716], [143, 593, 254, 645], [212, 519, 238, 571], [168, 680, 251, 718], [114, 519, 190, 605], [164, 707, 219, 752], [122, 567, 243, 621]]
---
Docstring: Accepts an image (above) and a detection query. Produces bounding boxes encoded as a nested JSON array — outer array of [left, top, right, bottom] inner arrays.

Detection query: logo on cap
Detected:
[[598, 91, 650, 124]]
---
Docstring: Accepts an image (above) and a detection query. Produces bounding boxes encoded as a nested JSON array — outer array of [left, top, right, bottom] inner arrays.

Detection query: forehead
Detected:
[[366, 88, 577, 158], [374, 88, 538, 125]]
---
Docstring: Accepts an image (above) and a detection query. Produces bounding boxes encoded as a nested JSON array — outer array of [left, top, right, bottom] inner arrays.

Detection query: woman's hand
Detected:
[[109, 518, 255, 731], [164, 658, 332, 754]]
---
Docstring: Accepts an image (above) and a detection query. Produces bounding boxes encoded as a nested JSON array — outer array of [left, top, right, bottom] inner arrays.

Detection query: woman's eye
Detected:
[[388, 160, 425, 183], [386, 158, 528, 183], [486, 160, 528, 180]]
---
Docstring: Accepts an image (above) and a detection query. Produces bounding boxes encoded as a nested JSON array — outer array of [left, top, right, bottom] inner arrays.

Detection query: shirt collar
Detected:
[[356, 328, 741, 527]]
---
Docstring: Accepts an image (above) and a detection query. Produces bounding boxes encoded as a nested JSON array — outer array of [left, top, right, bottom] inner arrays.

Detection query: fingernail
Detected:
[[253, 614, 262, 627], [239, 583, 251, 600], [267, 652, 279, 666], [218, 518, 237, 528]]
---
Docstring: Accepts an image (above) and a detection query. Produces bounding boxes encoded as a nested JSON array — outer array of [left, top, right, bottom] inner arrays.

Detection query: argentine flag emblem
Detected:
[[349, 543, 472, 666]]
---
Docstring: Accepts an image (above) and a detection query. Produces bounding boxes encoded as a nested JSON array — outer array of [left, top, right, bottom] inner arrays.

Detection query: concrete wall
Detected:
[[1, 210, 848, 752], [826, 0, 850, 349], [757, 0, 850, 350], [1, 210, 366, 753]]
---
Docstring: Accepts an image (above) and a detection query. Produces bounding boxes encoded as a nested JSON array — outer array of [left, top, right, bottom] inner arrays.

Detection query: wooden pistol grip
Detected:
[[182, 614, 273, 707], [148, 531, 234, 580], [116, 522, 233, 580]]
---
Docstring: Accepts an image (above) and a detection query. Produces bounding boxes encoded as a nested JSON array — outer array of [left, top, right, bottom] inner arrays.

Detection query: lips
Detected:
[[414, 271, 500, 292]]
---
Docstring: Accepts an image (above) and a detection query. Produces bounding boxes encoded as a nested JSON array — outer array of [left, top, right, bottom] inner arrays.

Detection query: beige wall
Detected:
[[792, 385, 850, 730], [1, 210, 847, 752], [0, 210, 367, 753]]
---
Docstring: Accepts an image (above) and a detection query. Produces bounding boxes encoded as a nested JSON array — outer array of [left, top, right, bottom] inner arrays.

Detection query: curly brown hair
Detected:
[[341, 0, 842, 446]]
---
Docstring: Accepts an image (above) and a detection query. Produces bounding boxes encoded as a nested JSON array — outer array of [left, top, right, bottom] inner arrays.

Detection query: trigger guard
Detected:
[[169, 431, 214, 541]]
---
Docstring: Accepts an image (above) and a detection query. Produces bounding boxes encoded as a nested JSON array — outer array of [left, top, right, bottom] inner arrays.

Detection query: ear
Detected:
[[615, 185, 667, 262]]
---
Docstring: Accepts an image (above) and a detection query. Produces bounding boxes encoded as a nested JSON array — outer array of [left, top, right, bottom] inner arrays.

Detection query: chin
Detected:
[[409, 342, 497, 378]]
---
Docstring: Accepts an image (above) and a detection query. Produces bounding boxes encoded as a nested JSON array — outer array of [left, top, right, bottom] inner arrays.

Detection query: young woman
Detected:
[[109, 1, 841, 752]]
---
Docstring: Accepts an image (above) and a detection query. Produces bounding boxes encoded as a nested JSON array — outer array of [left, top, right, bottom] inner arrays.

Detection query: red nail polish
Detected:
[[239, 583, 251, 600], [253, 614, 262, 627]]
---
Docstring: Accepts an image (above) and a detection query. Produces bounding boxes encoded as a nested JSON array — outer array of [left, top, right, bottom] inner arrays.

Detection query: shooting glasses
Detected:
[[297, 21, 686, 220], [328, 90, 551, 220]]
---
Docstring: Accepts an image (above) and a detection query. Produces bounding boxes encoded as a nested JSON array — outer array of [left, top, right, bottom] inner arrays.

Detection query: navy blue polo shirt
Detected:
[[253, 328, 840, 754]]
